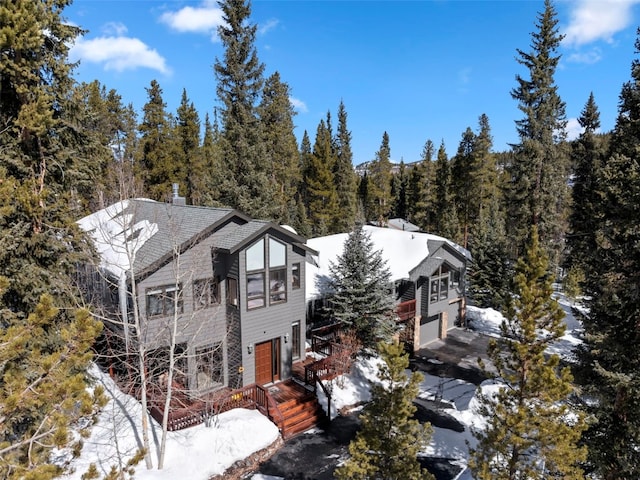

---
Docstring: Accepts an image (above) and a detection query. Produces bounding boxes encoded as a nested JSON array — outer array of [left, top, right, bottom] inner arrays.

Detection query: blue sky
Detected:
[[67, 0, 640, 166]]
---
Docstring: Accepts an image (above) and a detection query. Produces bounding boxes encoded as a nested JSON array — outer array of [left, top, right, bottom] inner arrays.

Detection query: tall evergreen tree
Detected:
[[333, 100, 358, 232], [176, 89, 204, 205], [328, 224, 396, 351], [214, 0, 277, 218], [335, 341, 433, 480], [391, 161, 409, 220], [577, 30, 640, 479], [0, 1, 104, 476], [366, 132, 393, 224], [452, 127, 476, 247], [407, 139, 435, 231], [469, 226, 587, 480], [433, 141, 458, 240], [467, 195, 511, 310], [200, 112, 225, 207], [258, 72, 301, 224], [135, 80, 179, 201], [565, 93, 605, 277], [304, 120, 338, 235], [508, 0, 569, 266]]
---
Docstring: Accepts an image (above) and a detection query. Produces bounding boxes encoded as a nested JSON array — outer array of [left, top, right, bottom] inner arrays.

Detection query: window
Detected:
[[292, 263, 301, 289], [146, 285, 183, 317], [227, 277, 238, 307], [270, 268, 286, 304], [247, 272, 265, 309], [291, 321, 301, 360], [246, 239, 265, 270], [195, 343, 224, 390], [193, 278, 218, 310], [246, 237, 288, 309], [450, 269, 461, 290], [429, 265, 451, 304]]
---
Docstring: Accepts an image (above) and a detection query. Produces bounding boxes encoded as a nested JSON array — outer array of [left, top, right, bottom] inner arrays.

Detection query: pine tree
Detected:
[[469, 226, 586, 480], [214, 0, 276, 218], [335, 341, 434, 480], [201, 111, 225, 207], [565, 93, 606, 279], [467, 195, 511, 310], [433, 141, 458, 240], [304, 119, 338, 235], [176, 89, 204, 205], [452, 127, 476, 248], [258, 72, 301, 224], [576, 30, 640, 479], [135, 80, 179, 201], [407, 140, 435, 231], [508, 0, 569, 267], [327, 224, 396, 351], [333, 100, 358, 232], [366, 132, 393, 224], [390, 161, 409, 220], [0, 1, 104, 476]]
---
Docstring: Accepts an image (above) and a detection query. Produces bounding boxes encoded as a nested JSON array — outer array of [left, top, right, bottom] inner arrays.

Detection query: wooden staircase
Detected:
[[269, 380, 326, 439]]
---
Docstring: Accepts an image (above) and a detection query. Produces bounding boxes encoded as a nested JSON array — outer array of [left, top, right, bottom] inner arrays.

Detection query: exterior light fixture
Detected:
[[247, 343, 253, 354]]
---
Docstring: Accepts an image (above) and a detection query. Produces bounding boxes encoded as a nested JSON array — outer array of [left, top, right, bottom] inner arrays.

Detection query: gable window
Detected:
[[146, 285, 183, 317], [429, 264, 451, 304], [269, 238, 287, 304], [246, 237, 289, 309], [292, 263, 301, 289], [193, 278, 218, 310]]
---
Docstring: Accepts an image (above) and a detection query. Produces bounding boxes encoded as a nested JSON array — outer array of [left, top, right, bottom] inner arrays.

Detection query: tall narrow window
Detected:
[[246, 239, 266, 309], [269, 238, 287, 305], [227, 277, 238, 307], [291, 321, 301, 360], [292, 263, 301, 289]]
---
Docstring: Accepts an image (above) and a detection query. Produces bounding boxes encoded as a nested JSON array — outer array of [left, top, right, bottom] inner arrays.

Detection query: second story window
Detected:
[[269, 238, 286, 304], [147, 285, 183, 317], [429, 264, 451, 304], [193, 278, 219, 310], [246, 239, 265, 309], [245, 237, 289, 309]]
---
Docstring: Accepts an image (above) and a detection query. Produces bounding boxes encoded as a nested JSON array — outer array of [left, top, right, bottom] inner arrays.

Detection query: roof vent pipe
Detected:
[[171, 183, 186, 206]]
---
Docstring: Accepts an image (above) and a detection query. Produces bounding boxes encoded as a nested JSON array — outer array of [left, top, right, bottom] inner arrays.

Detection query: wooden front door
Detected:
[[255, 339, 280, 385]]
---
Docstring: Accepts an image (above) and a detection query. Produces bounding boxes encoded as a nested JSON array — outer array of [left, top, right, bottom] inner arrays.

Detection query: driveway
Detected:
[[252, 328, 492, 480]]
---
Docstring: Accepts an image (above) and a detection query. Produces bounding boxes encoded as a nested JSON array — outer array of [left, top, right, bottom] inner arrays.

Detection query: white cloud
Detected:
[[565, 118, 583, 141], [259, 19, 279, 36], [563, 0, 640, 47], [566, 47, 602, 64], [290, 96, 308, 113], [101, 21, 128, 36], [159, 2, 225, 34], [70, 36, 170, 74]]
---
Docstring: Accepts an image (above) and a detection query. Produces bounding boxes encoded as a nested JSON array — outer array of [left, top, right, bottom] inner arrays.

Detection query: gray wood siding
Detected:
[[239, 233, 308, 385]]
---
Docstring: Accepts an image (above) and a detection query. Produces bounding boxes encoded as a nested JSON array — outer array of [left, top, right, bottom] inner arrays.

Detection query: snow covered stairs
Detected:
[[269, 379, 326, 439]]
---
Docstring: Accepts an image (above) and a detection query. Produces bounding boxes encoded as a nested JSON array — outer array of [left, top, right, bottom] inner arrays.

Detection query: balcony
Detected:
[[396, 299, 416, 321]]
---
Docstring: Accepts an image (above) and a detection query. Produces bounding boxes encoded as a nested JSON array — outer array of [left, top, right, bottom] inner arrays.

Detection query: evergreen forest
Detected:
[[1, 0, 640, 478]]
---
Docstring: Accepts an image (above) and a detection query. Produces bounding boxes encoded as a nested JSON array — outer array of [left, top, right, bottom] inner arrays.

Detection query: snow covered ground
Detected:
[[60, 294, 583, 480]]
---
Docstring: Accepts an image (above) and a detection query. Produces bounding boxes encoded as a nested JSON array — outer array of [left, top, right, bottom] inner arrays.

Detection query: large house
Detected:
[[78, 196, 316, 394], [305, 226, 470, 351]]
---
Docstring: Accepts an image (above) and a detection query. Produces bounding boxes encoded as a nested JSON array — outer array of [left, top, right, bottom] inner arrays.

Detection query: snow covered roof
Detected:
[[78, 199, 311, 280], [305, 225, 469, 300]]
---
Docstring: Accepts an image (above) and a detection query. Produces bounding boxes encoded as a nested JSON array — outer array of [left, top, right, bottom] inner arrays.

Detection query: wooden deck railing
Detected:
[[396, 299, 417, 321], [152, 383, 285, 434]]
